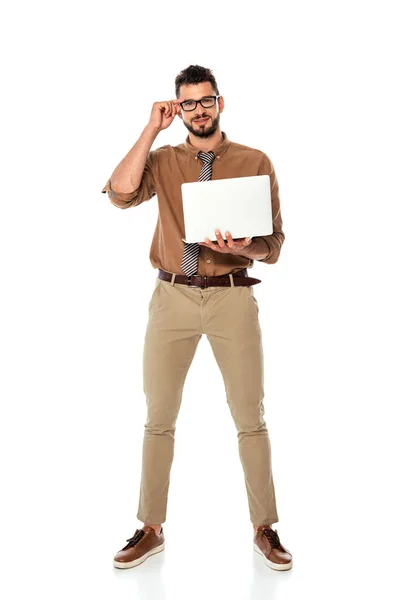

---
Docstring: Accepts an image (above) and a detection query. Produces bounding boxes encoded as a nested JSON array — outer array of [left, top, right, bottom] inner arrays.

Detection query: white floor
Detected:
[[3, 505, 399, 600]]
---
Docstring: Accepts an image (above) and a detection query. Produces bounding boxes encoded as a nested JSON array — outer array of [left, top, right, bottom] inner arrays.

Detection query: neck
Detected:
[[188, 127, 223, 154]]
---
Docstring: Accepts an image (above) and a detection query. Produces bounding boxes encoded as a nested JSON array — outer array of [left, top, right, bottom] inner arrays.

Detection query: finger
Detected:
[[215, 229, 226, 248], [167, 101, 175, 118], [202, 238, 218, 251], [225, 231, 234, 247], [165, 101, 172, 118], [173, 98, 184, 116], [169, 103, 176, 119]]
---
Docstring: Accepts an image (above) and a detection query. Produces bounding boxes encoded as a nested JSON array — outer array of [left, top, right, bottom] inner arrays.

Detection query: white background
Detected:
[[1, 1, 399, 598]]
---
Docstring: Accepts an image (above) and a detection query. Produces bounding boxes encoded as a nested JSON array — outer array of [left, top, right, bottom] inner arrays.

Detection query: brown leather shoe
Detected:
[[253, 525, 293, 570], [113, 525, 165, 569]]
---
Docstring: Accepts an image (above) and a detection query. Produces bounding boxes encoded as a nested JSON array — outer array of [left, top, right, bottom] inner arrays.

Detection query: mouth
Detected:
[[194, 117, 209, 124]]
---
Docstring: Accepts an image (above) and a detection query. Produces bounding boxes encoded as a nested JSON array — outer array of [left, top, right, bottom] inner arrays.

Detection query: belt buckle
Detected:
[[187, 274, 207, 288]]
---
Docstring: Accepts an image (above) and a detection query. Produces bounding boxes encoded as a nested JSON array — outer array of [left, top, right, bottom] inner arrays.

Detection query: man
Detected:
[[101, 65, 292, 571]]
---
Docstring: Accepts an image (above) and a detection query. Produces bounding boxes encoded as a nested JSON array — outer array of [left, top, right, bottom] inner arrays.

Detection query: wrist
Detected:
[[240, 237, 269, 260], [144, 123, 161, 137]]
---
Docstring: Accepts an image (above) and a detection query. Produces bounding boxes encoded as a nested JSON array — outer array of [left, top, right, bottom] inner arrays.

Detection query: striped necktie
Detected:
[[181, 150, 216, 276]]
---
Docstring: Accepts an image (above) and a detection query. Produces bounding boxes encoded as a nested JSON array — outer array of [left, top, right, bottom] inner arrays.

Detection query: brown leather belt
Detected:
[[157, 268, 261, 288]]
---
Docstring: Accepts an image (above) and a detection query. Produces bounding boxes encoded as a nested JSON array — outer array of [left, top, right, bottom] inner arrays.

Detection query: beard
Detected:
[[183, 113, 220, 138]]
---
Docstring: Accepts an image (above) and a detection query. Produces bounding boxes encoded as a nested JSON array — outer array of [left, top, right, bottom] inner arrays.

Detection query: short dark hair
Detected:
[[175, 65, 220, 99]]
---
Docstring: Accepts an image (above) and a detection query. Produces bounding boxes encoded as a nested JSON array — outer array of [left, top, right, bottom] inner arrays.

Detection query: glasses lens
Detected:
[[182, 100, 196, 111], [201, 97, 215, 108]]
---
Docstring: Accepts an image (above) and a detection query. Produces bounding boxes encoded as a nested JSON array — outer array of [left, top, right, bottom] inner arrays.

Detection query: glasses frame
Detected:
[[179, 95, 221, 112]]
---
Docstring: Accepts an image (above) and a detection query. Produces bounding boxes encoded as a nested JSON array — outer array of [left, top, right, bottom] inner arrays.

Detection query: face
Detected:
[[177, 82, 224, 139]]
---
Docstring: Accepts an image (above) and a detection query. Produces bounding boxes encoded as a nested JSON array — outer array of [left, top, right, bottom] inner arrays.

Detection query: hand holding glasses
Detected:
[[148, 95, 221, 132], [148, 98, 185, 132]]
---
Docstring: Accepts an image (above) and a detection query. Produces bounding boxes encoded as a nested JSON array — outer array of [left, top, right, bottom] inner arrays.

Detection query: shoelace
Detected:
[[123, 529, 145, 549], [261, 527, 281, 549]]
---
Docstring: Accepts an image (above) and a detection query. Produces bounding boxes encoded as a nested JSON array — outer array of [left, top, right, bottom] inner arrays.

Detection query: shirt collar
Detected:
[[183, 130, 230, 160]]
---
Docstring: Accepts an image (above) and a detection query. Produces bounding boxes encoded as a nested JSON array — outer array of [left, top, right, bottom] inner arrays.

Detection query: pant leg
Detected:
[[137, 278, 202, 524], [204, 284, 279, 526]]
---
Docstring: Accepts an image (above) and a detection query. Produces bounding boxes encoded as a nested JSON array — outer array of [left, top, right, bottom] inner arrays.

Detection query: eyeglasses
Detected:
[[179, 95, 221, 112]]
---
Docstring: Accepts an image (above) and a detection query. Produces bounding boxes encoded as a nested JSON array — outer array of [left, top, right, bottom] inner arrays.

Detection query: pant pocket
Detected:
[[148, 277, 162, 311], [246, 285, 259, 314]]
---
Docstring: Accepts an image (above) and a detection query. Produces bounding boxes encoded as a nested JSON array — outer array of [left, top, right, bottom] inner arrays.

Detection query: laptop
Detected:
[[181, 175, 272, 244]]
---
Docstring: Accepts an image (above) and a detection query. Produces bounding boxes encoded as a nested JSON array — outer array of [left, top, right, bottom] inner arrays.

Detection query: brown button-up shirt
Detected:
[[101, 131, 285, 276]]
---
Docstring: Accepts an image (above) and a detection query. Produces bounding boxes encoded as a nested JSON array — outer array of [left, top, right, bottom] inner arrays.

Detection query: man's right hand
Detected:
[[148, 98, 185, 132]]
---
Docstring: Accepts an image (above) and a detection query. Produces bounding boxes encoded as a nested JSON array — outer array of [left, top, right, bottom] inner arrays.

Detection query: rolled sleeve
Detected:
[[101, 151, 157, 209], [254, 153, 285, 264]]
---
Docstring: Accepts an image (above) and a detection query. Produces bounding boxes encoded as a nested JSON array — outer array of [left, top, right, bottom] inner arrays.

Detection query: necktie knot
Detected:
[[197, 151, 216, 165]]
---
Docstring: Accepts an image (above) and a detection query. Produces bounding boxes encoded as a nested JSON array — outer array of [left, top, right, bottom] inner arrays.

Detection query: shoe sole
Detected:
[[113, 542, 165, 569], [253, 543, 293, 570]]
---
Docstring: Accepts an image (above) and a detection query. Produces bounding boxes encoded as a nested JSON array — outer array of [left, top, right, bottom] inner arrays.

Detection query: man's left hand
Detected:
[[199, 230, 252, 254]]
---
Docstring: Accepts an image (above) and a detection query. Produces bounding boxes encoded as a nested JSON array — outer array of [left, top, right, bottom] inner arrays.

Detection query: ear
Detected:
[[218, 96, 225, 113]]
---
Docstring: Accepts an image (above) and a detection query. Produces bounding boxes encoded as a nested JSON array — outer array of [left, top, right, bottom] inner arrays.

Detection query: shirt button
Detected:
[[207, 259, 211, 263]]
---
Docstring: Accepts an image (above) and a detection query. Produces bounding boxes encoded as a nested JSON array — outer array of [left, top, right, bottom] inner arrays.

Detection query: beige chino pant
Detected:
[[136, 274, 279, 527]]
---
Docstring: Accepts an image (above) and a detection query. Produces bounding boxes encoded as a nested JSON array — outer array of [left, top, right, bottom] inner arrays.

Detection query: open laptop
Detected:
[[181, 175, 272, 244]]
